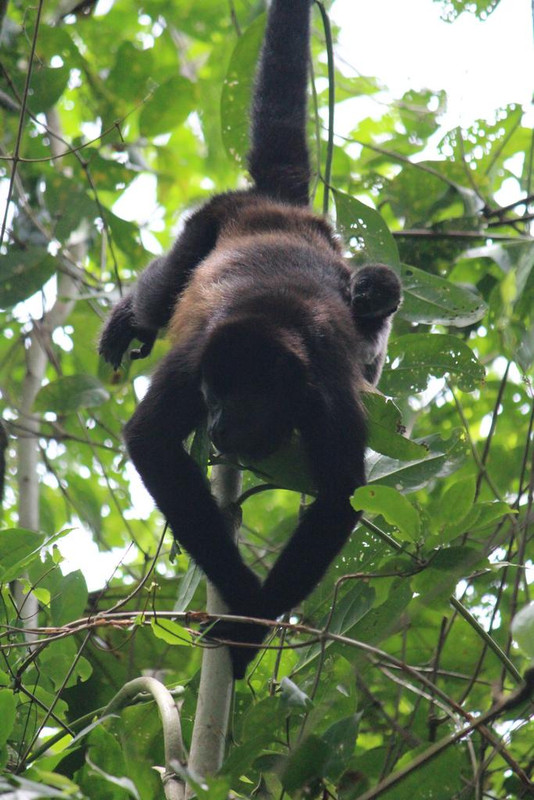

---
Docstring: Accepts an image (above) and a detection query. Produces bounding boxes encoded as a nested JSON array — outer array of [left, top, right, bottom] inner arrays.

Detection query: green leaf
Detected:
[[470, 501, 513, 531], [51, 570, 87, 626], [107, 41, 155, 103], [335, 189, 401, 267], [399, 263, 487, 327], [35, 375, 109, 414], [436, 477, 476, 529], [0, 529, 45, 582], [349, 578, 413, 646], [363, 392, 428, 461], [174, 561, 203, 613], [43, 173, 96, 240], [28, 65, 69, 112], [244, 433, 315, 495], [353, 485, 421, 540], [0, 690, 16, 749], [139, 76, 196, 136], [414, 546, 484, 603], [86, 756, 141, 800], [151, 618, 193, 645], [323, 714, 361, 781], [221, 13, 265, 164], [367, 430, 467, 492], [0, 249, 56, 308], [67, 476, 103, 537], [297, 583, 376, 669], [511, 603, 534, 658], [281, 735, 332, 793], [386, 162, 455, 227], [381, 333, 485, 394]]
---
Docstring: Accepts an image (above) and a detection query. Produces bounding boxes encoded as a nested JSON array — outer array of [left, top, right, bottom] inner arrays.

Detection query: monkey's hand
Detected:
[[99, 295, 157, 370], [202, 618, 268, 680]]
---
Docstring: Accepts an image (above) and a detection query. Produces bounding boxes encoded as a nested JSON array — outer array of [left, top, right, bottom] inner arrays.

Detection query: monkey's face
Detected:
[[200, 325, 306, 460], [202, 375, 297, 460]]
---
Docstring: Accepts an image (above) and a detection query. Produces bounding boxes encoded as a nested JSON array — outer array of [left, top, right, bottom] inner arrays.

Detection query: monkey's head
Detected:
[[200, 321, 308, 460]]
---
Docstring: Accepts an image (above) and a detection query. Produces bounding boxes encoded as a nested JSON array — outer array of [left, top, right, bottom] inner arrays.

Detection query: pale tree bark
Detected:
[[14, 108, 86, 633], [186, 464, 242, 791]]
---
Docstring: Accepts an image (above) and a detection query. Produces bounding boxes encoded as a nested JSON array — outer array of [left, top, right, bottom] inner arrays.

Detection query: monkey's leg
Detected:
[[232, 383, 367, 675]]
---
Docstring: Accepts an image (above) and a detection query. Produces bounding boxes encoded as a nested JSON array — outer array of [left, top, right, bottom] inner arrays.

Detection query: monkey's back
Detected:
[[168, 193, 354, 344]]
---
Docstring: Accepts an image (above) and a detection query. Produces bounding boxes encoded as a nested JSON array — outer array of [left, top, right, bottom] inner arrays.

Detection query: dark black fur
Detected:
[[99, 0, 401, 678]]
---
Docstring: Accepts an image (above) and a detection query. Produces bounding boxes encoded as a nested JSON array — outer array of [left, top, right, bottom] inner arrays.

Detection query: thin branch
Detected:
[[0, 0, 45, 248], [315, 2, 335, 215]]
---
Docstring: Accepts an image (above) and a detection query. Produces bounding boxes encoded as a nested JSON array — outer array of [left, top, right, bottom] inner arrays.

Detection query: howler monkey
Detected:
[[99, 0, 401, 678]]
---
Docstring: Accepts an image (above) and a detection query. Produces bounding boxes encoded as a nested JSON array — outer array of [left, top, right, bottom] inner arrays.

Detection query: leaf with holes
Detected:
[[381, 334, 485, 394], [334, 189, 400, 267], [399, 264, 487, 327]]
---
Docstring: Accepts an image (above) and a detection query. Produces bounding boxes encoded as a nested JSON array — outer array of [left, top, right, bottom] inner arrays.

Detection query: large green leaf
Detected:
[[0, 529, 45, 582], [139, 76, 196, 136], [221, 13, 266, 165], [35, 375, 109, 414], [399, 263, 487, 326], [353, 485, 421, 540], [335, 189, 401, 267], [381, 333, 485, 394], [363, 393, 427, 461], [281, 735, 332, 793], [366, 430, 468, 493], [0, 249, 57, 308]]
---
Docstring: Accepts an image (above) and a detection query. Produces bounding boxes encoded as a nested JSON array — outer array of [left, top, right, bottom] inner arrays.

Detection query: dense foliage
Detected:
[[0, 0, 533, 797]]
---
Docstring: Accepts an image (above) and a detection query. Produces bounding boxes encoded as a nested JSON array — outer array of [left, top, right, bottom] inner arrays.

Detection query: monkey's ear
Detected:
[[350, 265, 402, 320]]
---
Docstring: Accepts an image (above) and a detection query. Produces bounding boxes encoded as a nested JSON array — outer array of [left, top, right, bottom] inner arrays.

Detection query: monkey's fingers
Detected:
[[130, 333, 157, 361]]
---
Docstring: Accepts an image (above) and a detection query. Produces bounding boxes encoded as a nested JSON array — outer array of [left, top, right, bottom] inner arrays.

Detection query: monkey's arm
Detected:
[[123, 346, 263, 673], [225, 374, 367, 677], [99, 205, 220, 369], [350, 264, 402, 385]]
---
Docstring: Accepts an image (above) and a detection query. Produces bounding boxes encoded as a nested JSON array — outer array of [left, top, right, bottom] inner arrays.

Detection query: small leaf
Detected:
[[244, 433, 315, 495], [27, 64, 69, 112], [363, 392, 428, 461], [35, 375, 109, 414], [151, 618, 193, 645], [87, 756, 141, 800], [352, 485, 420, 539], [51, 571, 88, 626], [511, 603, 534, 658], [323, 715, 361, 781], [470, 501, 514, 531]]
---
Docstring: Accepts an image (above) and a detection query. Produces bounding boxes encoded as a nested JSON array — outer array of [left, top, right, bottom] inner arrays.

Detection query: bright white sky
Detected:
[[333, 0, 533, 127], [59, 0, 534, 589]]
